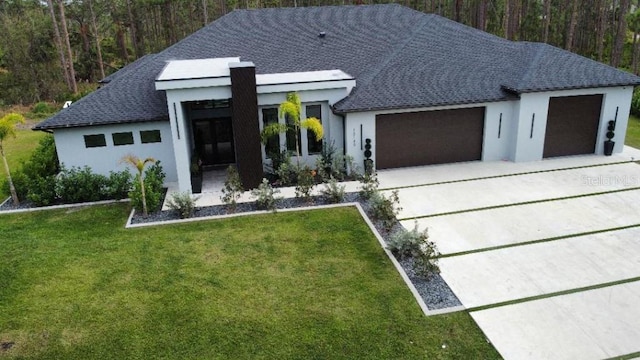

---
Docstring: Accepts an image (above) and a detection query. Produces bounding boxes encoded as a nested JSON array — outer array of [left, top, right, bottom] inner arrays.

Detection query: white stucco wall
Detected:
[[53, 121, 177, 183], [512, 86, 633, 161], [483, 101, 517, 161]]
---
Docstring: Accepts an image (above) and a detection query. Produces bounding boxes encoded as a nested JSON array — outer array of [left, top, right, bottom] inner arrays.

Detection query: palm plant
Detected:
[[0, 113, 26, 205], [121, 154, 155, 216], [261, 92, 323, 166]]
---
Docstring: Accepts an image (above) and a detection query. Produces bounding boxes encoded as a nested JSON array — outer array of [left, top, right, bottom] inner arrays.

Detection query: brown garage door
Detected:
[[376, 107, 485, 169], [543, 94, 603, 158]]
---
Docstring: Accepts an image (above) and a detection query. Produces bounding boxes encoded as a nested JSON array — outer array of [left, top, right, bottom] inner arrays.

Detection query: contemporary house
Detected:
[[35, 4, 640, 192]]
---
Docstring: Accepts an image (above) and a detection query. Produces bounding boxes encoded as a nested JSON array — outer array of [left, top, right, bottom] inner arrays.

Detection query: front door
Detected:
[[193, 118, 235, 166]]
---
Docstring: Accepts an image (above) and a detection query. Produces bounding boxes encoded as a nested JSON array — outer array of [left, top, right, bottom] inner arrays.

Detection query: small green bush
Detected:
[[359, 172, 379, 200], [220, 166, 244, 211], [294, 166, 315, 202], [106, 170, 132, 200], [387, 223, 440, 278], [251, 178, 281, 211], [1, 170, 28, 201], [320, 177, 346, 203], [1, 135, 60, 205], [315, 142, 337, 181], [370, 190, 402, 231], [28, 102, 57, 120], [274, 152, 296, 186], [55, 166, 108, 203], [26, 175, 57, 206], [167, 191, 199, 219]]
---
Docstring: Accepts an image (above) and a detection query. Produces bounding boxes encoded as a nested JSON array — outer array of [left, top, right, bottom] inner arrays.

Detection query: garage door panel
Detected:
[[543, 94, 602, 158], [376, 107, 484, 169]]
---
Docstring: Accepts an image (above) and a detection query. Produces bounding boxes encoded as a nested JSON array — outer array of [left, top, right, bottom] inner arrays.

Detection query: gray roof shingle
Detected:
[[35, 4, 640, 130]]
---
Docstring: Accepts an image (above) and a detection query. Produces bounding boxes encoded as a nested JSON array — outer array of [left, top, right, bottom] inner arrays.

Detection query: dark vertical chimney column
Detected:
[[229, 62, 263, 189]]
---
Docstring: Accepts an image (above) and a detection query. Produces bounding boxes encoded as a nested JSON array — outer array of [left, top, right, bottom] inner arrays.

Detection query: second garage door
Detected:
[[543, 94, 603, 158], [376, 107, 485, 169]]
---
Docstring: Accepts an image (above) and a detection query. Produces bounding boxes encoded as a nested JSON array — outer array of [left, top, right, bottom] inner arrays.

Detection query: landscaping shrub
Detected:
[[130, 161, 165, 214], [359, 171, 380, 200], [294, 166, 315, 202], [315, 142, 337, 181], [320, 177, 346, 203], [370, 190, 402, 231], [55, 166, 108, 203], [387, 222, 440, 278], [251, 178, 281, 211], [1, 170, 28, 201], [271, 151, 296, 186], [0, 135, 59, 205], [105, 170, 132, 200], [220, 166, 244, 211], [315, 142, 358, 181], [167, 191, 199, 218], [26, 175, 57, 206]]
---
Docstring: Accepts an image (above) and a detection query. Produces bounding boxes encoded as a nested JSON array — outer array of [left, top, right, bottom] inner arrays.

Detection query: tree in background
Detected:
[[0, 113, 25, 205], [0, 0, 639, 106]]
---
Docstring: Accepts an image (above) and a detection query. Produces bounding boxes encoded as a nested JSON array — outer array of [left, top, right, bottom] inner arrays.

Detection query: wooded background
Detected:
[[1, 0, 639, 105]]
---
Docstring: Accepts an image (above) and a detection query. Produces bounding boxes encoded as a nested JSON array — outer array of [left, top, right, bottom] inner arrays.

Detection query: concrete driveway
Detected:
[[378, 147, 640, 360]]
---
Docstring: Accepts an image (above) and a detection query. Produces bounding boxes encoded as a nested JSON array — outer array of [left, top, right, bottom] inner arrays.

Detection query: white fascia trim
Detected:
[[155, 77, 231, 90], [257, 79, 356, 94]]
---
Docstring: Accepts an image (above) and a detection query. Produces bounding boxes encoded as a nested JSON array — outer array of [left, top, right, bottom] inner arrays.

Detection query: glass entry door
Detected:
[[193, 118, 235, 166]]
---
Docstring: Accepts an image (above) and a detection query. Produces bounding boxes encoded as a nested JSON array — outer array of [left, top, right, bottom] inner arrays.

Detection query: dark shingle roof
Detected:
[[36, 4, 640, 130]]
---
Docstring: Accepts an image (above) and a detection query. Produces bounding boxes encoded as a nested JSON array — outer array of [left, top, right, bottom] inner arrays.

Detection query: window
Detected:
[[286, 114, 301, 155], [112, 132, 134, 146], [84, 134, 106, 148], [141, 130, 162, 144], [262, 108, 279, 156], [306, 105, 323, 154]]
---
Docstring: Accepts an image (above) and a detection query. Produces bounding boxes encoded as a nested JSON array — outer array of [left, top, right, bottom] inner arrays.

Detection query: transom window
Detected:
[[112, 132, 134, 146], [140, 130, 162, 144], [84, 134, 106, 148]]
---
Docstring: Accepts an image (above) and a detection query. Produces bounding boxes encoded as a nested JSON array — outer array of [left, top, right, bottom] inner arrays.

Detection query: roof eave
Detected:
[[34, 116, 170, 131], [333, 96, 518, 114], [502, 82, 640, 95]]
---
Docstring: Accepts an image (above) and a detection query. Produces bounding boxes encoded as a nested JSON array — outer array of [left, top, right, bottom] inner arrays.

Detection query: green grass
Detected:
[[625, 115, 640, 149], [1, 128, 45, 199], [0, 205, 499, 359]]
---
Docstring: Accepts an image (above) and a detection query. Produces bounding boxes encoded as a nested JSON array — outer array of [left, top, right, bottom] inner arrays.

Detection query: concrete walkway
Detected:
[[385, 147, 640, 360]]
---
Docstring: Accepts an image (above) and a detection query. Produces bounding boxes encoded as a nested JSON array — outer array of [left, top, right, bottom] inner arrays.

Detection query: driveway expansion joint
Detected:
[[379, 160, 634, 191], [399, 186, 640, 221], [466, 277, 640, 313]]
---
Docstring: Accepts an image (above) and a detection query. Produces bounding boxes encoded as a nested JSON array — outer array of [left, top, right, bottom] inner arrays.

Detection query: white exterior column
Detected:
[[165, 96, 192, 192]]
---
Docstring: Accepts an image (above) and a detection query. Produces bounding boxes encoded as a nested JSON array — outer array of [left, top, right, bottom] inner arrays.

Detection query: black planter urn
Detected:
[[604, 140, 615, 156]]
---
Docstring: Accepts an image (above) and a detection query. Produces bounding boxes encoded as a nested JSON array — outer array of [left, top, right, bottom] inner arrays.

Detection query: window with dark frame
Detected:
[[306, 104, 323, 154], [112, 132, 134, 146], [262, 108, 279, 157], [84, 134, 106, 148], [140, 130, 162, 144]]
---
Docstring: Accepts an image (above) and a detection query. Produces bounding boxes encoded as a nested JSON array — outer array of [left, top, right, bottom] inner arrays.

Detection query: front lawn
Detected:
[[626, 115, 640, 149], [0, 204, 499, 359]]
